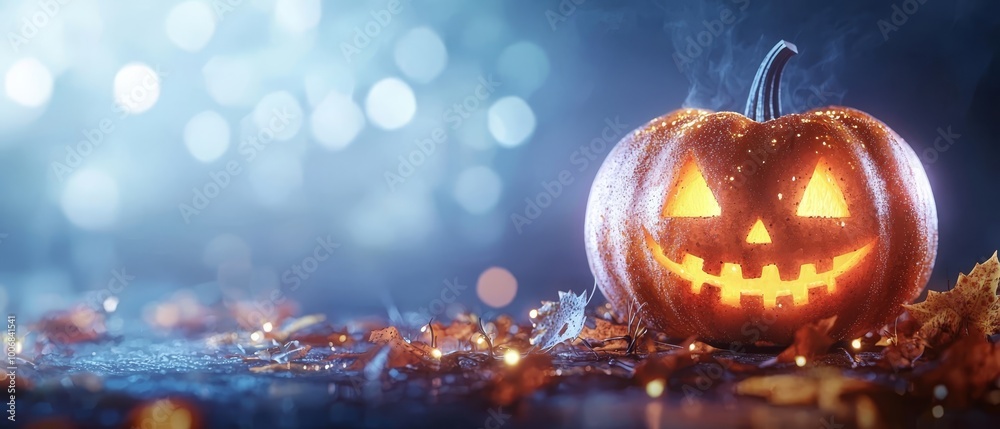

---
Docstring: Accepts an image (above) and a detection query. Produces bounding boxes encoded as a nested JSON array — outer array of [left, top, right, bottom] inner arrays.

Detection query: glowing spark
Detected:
[[103, 296, 119, 313], [932, 405, 943, 418], [646, 379, 665, 398], [503, 349, 520, 366]]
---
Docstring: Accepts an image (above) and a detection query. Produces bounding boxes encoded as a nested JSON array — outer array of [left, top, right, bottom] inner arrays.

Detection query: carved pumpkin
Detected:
[[584, 41, 938, 344]]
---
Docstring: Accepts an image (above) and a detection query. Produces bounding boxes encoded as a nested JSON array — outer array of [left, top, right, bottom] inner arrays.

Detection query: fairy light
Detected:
[[931, 405, 943, 418], [646, 379, 665, 398], [431, 348, 442, 359], [262, 322, 273, 333], [794, 355, 807, 367], [503, 349, 520, 366], [851, 339, 862, 349], [339, 334, 347, 342], [103, 296, 120, 313], [528, 309, 537, 319], [420, 325, 428, 333], [688, 343, 696, 351], [934, 385, 948, 400], [250, 331, 262, 342]]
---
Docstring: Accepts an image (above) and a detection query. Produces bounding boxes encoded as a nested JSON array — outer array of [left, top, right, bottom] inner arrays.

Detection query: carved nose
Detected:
[[746, 219, 772, 244]]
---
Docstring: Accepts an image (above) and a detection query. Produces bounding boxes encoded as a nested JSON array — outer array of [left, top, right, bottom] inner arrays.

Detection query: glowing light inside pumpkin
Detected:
[[745, 219, 772, 244], [644, 228, 874, 307], [797, 158, 850, 218], [663, 159, 721, 218]]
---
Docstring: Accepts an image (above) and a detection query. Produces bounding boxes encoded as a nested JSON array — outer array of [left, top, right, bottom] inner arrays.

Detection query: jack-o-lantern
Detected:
[[584, 41, 938, 344]]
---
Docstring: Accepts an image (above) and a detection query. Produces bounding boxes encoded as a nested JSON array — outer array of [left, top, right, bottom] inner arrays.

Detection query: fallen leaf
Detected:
[[529, 288, 592, 351], [761, 316, 837, 367], [270, 314, 326, 342], [913, 336, 1000, 407], [736, 369, 881, 418], [33, 306, 107, 345], [905, 251, 1000, 346], [349, 326, 437, 370], [577, 318, 630, 350]]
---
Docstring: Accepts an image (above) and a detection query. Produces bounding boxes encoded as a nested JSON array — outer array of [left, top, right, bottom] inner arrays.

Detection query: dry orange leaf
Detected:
[[349, 326, 437, 370], [904, 251, 1000, 346], [762, 316, 837, 367], [735, 369, 883, 421], [914, 336, 1000, 407]]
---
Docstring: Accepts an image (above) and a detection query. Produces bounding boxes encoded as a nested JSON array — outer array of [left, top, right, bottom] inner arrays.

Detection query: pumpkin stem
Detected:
[[744, 40, 798, 122]]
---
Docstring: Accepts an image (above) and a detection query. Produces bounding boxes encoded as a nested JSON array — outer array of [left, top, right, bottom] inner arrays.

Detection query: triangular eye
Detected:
[[796, 158, 850, 218], [663, 158, 721, 218]]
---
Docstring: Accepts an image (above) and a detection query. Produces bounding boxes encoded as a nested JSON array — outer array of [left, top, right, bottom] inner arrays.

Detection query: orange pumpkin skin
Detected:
[[584, 107, 937, 344], [584, 43, 937, 344]]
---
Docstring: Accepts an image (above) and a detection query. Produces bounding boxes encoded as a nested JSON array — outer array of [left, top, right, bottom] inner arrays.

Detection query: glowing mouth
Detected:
[[643, 230, 874, 308]]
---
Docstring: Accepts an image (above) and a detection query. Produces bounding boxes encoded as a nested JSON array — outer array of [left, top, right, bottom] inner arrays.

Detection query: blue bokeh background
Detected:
[[1, 0, 998, 328]]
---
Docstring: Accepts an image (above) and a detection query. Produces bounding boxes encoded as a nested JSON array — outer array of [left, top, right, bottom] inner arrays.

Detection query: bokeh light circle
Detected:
[[394, 27, 448, 84], [165, 1, 216, 52], [453, 166, 502, 214], [365, 78, 416, 130], [61, 169, 120, 230], [4, 58, 53, 108], [497, 41, 550, 96], [311, 92, 365, 150], [184, 110, 230, 163], [477, 267, 518, 308], [275, 0, 321, 34], [488, 96, 536, 148], [253, 91, 303, 141], [113, 63, 160, 115]]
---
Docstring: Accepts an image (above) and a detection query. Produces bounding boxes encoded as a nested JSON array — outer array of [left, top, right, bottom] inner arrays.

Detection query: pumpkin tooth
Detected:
[[814, 257, 834, 273], [701, 259, 723, 277], [775, 294, 795, 309], [776, 262, 800, 281]]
